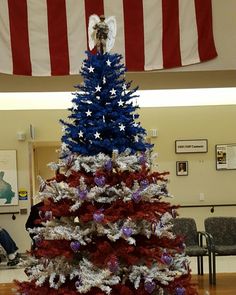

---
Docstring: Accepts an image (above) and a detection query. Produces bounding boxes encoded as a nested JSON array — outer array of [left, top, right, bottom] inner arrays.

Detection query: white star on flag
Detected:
[[95, 85, 101, 92], [96, 95, 100, 100], [118, 100, 124, 106], [88, 66, 94, 73], [122, 84, 127, 90], [103, 76, 106, 84], [119, 124, 125, 131], [94, 132, 101, 139], [78, 131, 83, 138], [106, 59, 111, 66], [134, 135, 139, 142], [110, 88, 116, 96], [133, 122, 139, 127], [86, 109, 92, 116]]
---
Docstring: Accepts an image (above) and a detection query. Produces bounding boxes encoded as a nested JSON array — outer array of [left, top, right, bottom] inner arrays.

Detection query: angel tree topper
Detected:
[[88, 14, 116, 54]]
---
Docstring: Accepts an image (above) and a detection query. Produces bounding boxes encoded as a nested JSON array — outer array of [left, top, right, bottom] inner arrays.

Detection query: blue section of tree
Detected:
[[60, 52, 153, 156]]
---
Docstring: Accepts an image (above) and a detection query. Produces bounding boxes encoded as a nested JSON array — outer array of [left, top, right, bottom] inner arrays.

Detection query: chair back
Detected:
[[172, 217, 198, 246], [204, 217, 236, 246]]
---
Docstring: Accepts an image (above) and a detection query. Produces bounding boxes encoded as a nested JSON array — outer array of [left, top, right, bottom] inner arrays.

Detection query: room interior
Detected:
[[0, 0, 236, 293]]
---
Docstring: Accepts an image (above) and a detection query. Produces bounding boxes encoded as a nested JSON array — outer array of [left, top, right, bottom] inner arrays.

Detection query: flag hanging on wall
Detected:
[[0, 0, 217, 76]]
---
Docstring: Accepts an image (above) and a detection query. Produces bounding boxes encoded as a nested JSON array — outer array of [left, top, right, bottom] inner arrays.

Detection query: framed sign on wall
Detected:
[[175, 139, 208, 154], [176, 161, 188, 176], [216, 144, 236, 170], [0, 150, 18, 206]]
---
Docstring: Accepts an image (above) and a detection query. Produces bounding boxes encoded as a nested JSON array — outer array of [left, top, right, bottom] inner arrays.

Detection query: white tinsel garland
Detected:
[[52, 149, 154, 174], [37, 173, 170, 209], [129, 256, 189, 289], [28, 212, 176, 247], [76, 258, 120, 294]]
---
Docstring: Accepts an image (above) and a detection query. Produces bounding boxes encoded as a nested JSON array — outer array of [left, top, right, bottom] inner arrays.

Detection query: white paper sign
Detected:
[[175, 140, 208, 153]]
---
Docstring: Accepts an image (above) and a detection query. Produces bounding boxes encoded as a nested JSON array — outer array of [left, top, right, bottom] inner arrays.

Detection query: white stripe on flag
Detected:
[[66, 0, 87, 75], [103, 0, 126, 64], [0, 0, 13, 74], [143, 0, 163, 70], [27, 0, 51, 76], [179, 0, 200, 66]]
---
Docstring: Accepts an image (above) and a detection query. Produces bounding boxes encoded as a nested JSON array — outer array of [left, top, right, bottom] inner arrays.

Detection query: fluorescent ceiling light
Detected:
[[0, 88, 236, 110]]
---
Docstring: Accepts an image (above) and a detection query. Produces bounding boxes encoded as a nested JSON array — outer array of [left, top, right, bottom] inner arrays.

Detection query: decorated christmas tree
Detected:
[[16, 15, 197, 295]]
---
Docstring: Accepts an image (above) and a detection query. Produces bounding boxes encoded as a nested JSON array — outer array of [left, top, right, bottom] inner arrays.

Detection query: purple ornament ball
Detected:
[[144, 281, 156, 294], [70, 241, 81, 252], [132, 191, 142, 203], [122, 226, 133, 237], [93, 212, 104, 223], [107, 259, 119, 273], [94, 176, 106, 187], [175, 287, 186, 295], [161, 253, 173, 265], [140, 179, 149, 188], [104, 159, 112, 171], [78, 189, 87, 200], [139, 153, 146, 165]]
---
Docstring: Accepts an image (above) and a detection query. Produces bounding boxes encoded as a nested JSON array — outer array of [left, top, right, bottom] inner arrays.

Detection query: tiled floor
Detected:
[[0, 268, 27, 284], [0, 255, 28, 284]]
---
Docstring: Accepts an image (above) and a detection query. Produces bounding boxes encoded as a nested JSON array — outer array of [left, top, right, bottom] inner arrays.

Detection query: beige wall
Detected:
[[0, 106, 235, 262], [141, 106, 236, 204]]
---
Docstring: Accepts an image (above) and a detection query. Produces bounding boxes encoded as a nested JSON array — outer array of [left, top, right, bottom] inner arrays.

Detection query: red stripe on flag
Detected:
[[162, 0, 181, 68], [8, 0, 31, 75], [47, 0, 69, 75], [84, 0, 104, 53], [123, 0, 144, 71], [195, 0, 217, 61]]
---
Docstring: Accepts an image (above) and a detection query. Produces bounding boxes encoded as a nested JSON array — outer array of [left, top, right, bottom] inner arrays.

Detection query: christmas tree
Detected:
[[16, 16, 197, 295]]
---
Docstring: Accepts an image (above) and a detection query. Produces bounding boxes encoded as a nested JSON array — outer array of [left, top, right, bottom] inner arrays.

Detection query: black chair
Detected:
[[172, 217, 213, 284], [204, 217, 236, 285]]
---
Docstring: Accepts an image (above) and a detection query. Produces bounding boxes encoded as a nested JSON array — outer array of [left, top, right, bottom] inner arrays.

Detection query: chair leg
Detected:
[[196, 256, 204, 275], [212, 251, 216, 285], [197, 256, 201, 275], [200, 255, 204, 275], [208, 251, 212, 285]]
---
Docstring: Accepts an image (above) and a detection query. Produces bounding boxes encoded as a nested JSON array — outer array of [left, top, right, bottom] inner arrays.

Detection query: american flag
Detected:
[[0, 0, 217, 76]]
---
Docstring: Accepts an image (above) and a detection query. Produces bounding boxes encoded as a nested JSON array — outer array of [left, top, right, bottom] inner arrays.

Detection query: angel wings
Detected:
[[88, 15, 117, 53]]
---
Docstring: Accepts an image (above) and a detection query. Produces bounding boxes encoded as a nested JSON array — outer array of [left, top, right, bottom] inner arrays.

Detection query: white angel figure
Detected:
[[88, 14, 117, 54]]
